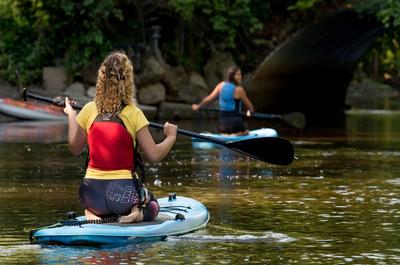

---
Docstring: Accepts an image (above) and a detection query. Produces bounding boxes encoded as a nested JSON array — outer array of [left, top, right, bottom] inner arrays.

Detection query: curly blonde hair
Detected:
[[95, 51, 137, 114]]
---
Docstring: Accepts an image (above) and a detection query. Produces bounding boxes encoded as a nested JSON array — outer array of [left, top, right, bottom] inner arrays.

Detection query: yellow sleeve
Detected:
[[134, 108, 150, 133], [120, 104, 149, 139], [76, 102, 97, 131]]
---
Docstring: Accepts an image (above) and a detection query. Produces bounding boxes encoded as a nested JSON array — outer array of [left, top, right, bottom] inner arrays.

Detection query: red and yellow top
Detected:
[[76, 101, 149, 180]]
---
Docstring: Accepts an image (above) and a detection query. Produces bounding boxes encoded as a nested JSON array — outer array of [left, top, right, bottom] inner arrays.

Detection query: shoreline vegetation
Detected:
[[0, 69, 398, 123], [1, 1, 399, 122]]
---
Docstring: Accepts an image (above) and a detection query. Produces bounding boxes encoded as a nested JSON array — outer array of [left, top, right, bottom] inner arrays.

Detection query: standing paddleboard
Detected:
[[192, 128, 278, 149], [30, 195, 209, 246]]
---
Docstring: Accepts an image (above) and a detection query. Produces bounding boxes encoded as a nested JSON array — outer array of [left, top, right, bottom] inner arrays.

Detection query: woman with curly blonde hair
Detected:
[[95, 51, 137, 114], [64, 51, 177, 223]]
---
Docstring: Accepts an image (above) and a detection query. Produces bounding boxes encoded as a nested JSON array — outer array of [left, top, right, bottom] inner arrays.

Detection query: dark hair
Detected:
[[226, 66, 241, 85]]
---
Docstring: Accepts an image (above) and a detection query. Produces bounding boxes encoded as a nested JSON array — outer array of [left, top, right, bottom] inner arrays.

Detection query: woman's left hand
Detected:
[[164, 122, 177, 138], [63, 97, 76, 116]]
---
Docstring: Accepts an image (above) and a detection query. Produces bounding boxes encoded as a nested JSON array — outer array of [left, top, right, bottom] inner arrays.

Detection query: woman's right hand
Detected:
[[192, 104, 200, 111], [164, 122, 177, 138]]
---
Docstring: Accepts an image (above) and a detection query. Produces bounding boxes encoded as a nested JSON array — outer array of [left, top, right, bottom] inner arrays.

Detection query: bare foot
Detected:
[[118, 215, 136, 223], [118, 207, 142, 223], [85, 209, 102, 221]]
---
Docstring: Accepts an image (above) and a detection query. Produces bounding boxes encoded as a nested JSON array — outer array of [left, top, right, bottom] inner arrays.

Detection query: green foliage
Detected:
[[352, 0, 400, 77], [168, 0, 263, 50], [352, 0, 400, 28], [1, 0, 399, 86], [0, 0, 47, 84], [288, 0, 400, 78], [287, 0, 321, 11], [0, 0, 122, 85], [47, 0, 123, 75], [164, 0, 265, 72]]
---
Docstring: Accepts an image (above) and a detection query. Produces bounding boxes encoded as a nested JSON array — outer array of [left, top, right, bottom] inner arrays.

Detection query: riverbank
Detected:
[[0, 78, 219, 123], [0, 52, 238, 122], [1, 71, 398, 123]]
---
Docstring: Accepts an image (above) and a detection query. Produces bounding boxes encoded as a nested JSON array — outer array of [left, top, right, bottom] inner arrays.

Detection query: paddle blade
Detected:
[[281, 112, 306, 129], [226, 137, 294, 165], [250, 111, 306, 129]]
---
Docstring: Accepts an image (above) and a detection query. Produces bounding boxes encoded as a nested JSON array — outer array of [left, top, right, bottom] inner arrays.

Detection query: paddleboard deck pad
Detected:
[[30, 194, 209, 246]]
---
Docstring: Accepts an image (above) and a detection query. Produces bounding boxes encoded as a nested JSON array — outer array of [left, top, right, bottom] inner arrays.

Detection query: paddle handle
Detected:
[[22, 89, 84, 109]]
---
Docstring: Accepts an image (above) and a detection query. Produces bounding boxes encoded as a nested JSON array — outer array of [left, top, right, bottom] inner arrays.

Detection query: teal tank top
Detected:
[[219, 82, 241, 111]]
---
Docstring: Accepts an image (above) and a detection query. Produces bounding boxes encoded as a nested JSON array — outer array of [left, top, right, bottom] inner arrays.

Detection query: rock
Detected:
[[43, 66, 67, 93], [86, 86, 96, 98], [203, 52, 236, 89], [158, 102, 194, 119], [0, 78, 18, 98], [157, 101, 217, 120], [162, 65, 185, 100], [189, 72, 208, 89], [177, 72, 209, 103], [80, 65, 98, 86], [136, 57, 167, 87], [138, 83, 166, 104], [347, 78, 397, 98], [138, 104, 158, 120], [63, 82, 91, 104]]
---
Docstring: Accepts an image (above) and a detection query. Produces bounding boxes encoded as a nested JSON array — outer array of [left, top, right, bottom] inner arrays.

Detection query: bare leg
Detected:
[[232, 129, 249, 136], [85, 209, 102, 220], [221, 129, 249, 136], [118, 207, 144, 223]]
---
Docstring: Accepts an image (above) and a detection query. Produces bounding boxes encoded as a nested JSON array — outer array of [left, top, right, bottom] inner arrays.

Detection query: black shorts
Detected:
[[79, 178, 159, 221], [217, 112, 248, 134]]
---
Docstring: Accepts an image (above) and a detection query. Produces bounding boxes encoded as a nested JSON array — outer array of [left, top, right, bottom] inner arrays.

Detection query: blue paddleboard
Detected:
[[30, 195, 209, 246], [192, 128, 278, 149]]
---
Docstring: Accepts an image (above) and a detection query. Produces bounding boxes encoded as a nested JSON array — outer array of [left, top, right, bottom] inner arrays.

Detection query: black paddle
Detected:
[[198, 107, 306, 129], [22, 89, 294, 165]]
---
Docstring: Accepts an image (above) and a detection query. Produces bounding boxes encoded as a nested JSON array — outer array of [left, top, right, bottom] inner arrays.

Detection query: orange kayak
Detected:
[[0, 98, 65, 120]]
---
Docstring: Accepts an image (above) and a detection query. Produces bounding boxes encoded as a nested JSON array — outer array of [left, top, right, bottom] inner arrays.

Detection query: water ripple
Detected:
[[168, 231, 295, 243]]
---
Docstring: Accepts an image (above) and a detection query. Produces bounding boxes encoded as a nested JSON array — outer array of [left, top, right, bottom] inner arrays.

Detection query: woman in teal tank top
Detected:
[[192, 66, 254, 135]]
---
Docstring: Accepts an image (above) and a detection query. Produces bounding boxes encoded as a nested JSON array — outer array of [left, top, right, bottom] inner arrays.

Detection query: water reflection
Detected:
[[0, 121, 67, 143], [0, 113, 400, 264]]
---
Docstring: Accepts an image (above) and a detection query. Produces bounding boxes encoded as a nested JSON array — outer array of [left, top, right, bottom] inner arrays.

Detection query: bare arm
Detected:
[[236, 86, 254, 113], [192, 82, 223, 110], [136, 122, 177, 162], [64, 97, 87, 155]]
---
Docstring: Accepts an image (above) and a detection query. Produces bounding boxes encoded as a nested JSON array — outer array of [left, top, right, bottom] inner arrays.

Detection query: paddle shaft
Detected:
[[22, 89, 294, 164], [198, 107, 281, 118], [198, 107, 305, 129], [22, 89, 233, 146], [148, 122, 227, 145]]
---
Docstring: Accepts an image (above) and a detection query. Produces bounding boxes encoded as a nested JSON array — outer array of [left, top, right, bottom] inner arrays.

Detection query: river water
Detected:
[[0, 111, 399, 264]]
